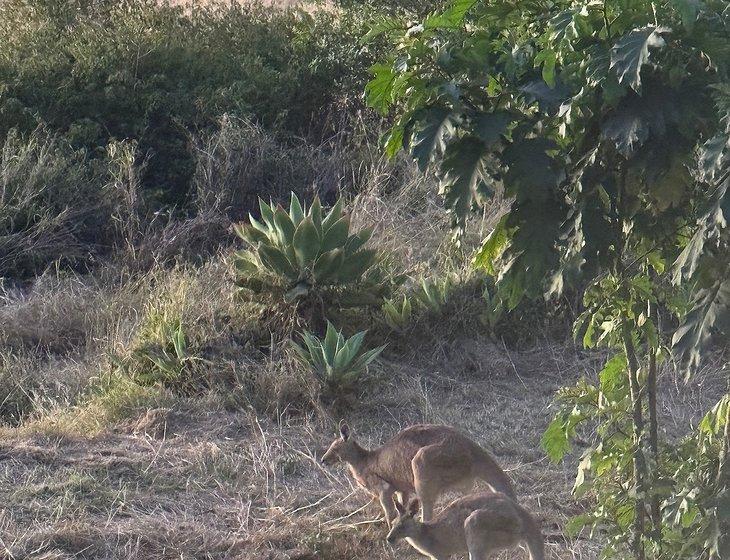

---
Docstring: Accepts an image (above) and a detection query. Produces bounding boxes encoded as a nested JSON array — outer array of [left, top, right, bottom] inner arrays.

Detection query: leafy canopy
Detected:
[[367, 0, 729, 557], [366, 0, 729, 369]]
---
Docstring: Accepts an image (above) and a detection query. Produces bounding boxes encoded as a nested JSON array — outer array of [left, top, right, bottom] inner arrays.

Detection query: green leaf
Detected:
[[292, 217, 321, 269], [362, 16, 402, 44], [258, 245, 297, 280], [248, 213, 269, 235], [411, 107, 454, 171], [672, 278, 730, 376], [502, 138, 565, 201], [669, 0, 702, 31], [323, 322, 339, 365], [699, 132, 730, 183], [322, 197, 344, 232], [233, 251, 259, 276], [289, 193, 305, 226], [472, 111, 510, 147], [312, 248, 344, 283], [344, 228, 372, 256], [473, 214, 510, 275], [321, 216, 350, 252], [338, 249, 377, 282], [273, 206, 296, 246], [549, 8, 584, 46], [334, 331, 366, 370], [350, 344, 386, 371], [673, 180, 728, 284], [565, 514, 594, 537], [542, 414, 571, 462], [600, 86, 682, 158], [424, 0, 477, 29], [534, 49, 557, 88], [310, 196, 323, 231], [233, 223, 267, 245], [583, 317, 596, 348], [365, 63, 397, 115], [259, 198, 275, 229], [496, 197, 564, 309], [610, 26, 670, 92], [520, 79, 571, 113], [599, 354, 627, 395], [439, 136, 492, 229], [384, 124, 405, 159]]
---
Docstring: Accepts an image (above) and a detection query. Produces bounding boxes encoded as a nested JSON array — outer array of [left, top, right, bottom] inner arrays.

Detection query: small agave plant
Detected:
[[291, 321, 386, 391], [233, 193, 378, 303], [414, 276, 453, 313], [382, 294, 412, 332]]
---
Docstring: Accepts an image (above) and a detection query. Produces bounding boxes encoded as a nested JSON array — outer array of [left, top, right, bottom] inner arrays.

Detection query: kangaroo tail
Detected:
[[476, 451, 516, 499], [518, 508, 545, 560]]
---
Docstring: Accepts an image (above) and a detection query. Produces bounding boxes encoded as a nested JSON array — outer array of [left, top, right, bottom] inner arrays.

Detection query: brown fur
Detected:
[[321, 422, 515, 524], [386, 492, 545, 560]]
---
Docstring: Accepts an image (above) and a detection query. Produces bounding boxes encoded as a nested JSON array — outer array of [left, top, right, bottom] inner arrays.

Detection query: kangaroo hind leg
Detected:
[[412, 441, 471, 522], [464, 509, 509, 560]]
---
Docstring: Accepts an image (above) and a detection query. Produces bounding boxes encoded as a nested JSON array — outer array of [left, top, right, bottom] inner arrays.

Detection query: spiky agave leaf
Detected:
[[321, 197, 344, 231], [321, 216, 351, 252], [289, 192, 305, 226], [310, 196, 323, 232], [273, 206, 296, 247], [293, 216, 321, 269]]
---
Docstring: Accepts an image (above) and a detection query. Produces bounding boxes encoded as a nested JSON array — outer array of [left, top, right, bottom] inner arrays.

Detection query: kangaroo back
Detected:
[[475, 450, 516, 499]]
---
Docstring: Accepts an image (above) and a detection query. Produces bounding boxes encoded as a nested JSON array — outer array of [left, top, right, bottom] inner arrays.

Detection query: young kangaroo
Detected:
[[321, 421, 514, 525], [386, 492, 545, 560]]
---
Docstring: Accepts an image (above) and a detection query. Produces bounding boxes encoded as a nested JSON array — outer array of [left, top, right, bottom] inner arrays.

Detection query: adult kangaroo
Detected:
[[321, 422, 514, 524], [386, 492, 545, 560]]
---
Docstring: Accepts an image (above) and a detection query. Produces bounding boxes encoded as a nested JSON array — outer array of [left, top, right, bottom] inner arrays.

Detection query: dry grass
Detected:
[[1, 126, 725, 560], [1, 331, 724, 559]]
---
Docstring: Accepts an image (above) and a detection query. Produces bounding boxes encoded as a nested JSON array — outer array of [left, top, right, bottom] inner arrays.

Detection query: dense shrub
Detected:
[[0, 128, 114, 277], [0, 0, 378, 207]]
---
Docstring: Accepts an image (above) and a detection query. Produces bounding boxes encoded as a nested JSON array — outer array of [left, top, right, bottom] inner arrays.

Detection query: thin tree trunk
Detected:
[[647, 300, 661, 543], [623, 324, 647, 560]]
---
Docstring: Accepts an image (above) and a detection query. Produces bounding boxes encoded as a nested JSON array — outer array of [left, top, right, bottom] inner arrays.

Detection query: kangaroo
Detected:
[[320, 421, 515, 525], [386, 492, 545, 560]]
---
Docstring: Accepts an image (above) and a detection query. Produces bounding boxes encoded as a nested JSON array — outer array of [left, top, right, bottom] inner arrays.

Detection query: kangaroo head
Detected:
[[386, 497, 421, 543], [321, 420, 358, 465]]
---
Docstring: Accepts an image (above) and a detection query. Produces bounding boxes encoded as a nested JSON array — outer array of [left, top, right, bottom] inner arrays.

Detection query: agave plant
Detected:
[[382, 294, 412, 331], [126, 318, 203, 387], [233, 193, 378, 302], [291, 321, 386, 391], [479, 282, 504, 333], [413, 276, 453, 313]]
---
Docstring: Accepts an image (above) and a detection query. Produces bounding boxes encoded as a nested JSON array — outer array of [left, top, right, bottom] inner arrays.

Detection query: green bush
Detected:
[[0, 0, 377, 207], [113, 312, 206, 393], [0, 128, 113, 277]]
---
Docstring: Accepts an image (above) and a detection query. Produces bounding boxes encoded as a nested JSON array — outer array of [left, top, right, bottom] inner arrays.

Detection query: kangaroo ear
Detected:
[[339, 420, 351, 441], [407, 498, 421, 517], [393, 495, 406, 515]]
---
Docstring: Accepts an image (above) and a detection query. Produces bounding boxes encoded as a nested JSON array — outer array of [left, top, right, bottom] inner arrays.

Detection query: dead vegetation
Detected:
[[1, 112, 725, 560], [1, 332, 723, 560]]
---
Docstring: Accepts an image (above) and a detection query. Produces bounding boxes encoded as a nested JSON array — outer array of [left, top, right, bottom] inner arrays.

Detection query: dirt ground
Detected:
[[0, 338, 722, 560]]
